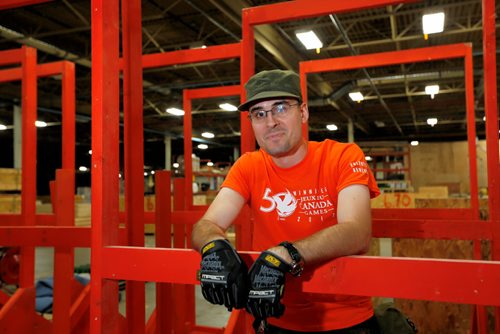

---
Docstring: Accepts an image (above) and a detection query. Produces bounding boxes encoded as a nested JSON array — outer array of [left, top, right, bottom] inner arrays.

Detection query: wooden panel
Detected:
[[0, 195, 21, 213], [392, 197, 476, 334], [0, 168, 21, 191]]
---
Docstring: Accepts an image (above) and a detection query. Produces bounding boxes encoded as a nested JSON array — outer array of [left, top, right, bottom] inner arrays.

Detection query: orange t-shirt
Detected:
[[221, 140, 380, 332]]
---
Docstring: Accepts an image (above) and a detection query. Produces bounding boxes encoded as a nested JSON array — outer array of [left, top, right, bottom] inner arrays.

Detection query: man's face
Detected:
[[248, 98, 308, 157]]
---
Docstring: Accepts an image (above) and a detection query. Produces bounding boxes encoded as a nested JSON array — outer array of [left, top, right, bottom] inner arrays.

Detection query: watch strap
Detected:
[[279, 241, 304, 276]]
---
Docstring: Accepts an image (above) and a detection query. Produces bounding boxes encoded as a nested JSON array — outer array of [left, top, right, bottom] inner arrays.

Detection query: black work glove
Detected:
[[246, 251, 291, 319], [199, 239, 249, 311]]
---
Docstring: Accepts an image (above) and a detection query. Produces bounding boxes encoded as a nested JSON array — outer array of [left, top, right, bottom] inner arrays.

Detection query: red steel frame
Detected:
[[182, 85, 241, 210], [87, 1, 500, 334], [299, 43, 495, 333], [299, 43, 480, 222], [0, 48, 77, 333]]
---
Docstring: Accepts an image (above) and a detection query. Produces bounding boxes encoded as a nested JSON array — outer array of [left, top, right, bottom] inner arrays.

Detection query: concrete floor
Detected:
[[33, 237, 231, 329]]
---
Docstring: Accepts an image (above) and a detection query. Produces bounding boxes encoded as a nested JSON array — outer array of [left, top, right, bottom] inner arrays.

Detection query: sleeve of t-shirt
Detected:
[[220, 153, 252, 202], [336, 143, 380, 199]]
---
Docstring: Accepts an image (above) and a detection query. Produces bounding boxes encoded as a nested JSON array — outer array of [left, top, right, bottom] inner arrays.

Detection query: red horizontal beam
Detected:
[[185, 85, 241, 100], [301, 43, 470, 74], [373, 219, 493, 240], [0, 226, 90, 247], [0, 49, 23, 66], [244, 0, 418, 25], [101, 247, 500, 306], [373, 208, 476, 220], [0, 226, 127, 247], [0, 0, 52, 10], [0, 61, 65, 83], [0, 213, 55, 226], [120, 43, 241, 70]]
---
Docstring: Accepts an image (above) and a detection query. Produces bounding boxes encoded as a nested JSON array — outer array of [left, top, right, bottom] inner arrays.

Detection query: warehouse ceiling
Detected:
[[0, 0, 498, 174]]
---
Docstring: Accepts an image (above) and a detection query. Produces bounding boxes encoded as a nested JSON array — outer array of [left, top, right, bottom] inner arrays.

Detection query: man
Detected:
[[192, 69, 380, 333]]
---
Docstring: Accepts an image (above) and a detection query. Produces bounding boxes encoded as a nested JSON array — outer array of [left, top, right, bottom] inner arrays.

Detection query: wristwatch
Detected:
[[279, 241, 305, 277]]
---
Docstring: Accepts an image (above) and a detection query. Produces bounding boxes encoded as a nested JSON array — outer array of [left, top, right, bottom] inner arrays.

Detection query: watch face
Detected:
[[290, 262, 303, 276]]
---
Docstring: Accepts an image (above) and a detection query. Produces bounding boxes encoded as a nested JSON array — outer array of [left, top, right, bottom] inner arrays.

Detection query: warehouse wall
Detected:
[[410, 140, 494, 195]]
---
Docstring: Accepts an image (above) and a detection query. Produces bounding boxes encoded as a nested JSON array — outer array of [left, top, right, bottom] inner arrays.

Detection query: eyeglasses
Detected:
[[248, 102, 300, 123]]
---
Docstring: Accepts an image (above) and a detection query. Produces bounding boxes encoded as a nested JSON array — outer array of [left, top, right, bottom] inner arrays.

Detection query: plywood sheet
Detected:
[[0, 168, 21, 191]]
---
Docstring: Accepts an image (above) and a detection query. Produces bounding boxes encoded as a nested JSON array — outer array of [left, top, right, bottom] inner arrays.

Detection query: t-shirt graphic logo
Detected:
[[259, 188, 298, 217]]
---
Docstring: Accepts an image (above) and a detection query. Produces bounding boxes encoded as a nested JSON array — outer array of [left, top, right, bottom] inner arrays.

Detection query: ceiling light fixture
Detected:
[[35, 120, 47, 127], [78, 166, 88, 172], [173, 163, 179, 168], [219, 103, 238, 111], [349, 92, 364, 102], [425, 84, 439, 99], [422, 12, 445, 36], [427, 118, 438, 127], [197, 144, 208, 150], [166, 107, 185, 116], [410, 141, 419, 146], [201, 132, 215, 138], [295, 30, 323, 50], [0, 124, 7, 130], [151, 170, 155, 175], [326, 124, 338, 131], [365, 156, 373, 161], [207, 162, 214, 167]]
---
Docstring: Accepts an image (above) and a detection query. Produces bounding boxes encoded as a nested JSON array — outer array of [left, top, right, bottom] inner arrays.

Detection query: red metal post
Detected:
[[52, 169, 74, 333], [19, 46, 37, 290], [240, 10, 256, 155], [155, 171, 173, 333], [482, 0, 500, 332], [90, 0, 121, 332], [122, 0, 146, 332], [173, 178, 194, 332], [183, 90, 194, 210], [61, 61, 76, 171]]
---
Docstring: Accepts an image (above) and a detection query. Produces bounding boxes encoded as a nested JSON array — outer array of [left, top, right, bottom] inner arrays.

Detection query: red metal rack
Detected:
[[0, 0, 498, 333]]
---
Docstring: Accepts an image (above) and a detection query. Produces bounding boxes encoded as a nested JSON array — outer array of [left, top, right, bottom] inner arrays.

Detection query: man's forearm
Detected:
[[268, 221, 371, 267], [192, 219, 227, 252], [294, 221, 371, 265]]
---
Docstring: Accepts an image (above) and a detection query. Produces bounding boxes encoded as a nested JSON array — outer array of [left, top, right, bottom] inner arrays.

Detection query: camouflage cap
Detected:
[[238, 69, 302, 111]]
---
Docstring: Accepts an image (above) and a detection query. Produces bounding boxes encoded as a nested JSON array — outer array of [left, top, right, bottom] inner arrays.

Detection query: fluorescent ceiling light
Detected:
[[410, 141, 419, 146], [326, 124, 338, 131], [0, 124, 6, 130], [207, 162, 214, 167], [166, 107, 184, 116], [173, 163, 179, 168], [349, 92, 364, 102], [425, 84, 439, 99], [422, 12, 445, 35], [197, 144, 208, 150], [202, 132, 215, 138], [219, 103, 237, 111], [295, 30, 323, 50], [78, 166, 88, 172], [35, 120, 47, 127], [365, 156, 373, 161], [427, 118, 438, 127]]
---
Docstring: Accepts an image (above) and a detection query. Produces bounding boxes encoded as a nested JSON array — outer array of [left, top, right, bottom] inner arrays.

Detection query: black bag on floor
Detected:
[[375, 302, 417, 334]]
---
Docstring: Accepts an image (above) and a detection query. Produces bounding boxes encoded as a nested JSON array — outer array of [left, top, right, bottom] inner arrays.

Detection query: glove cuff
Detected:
[[201, 239, 232, 255], [259, 251, 292, 273]]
